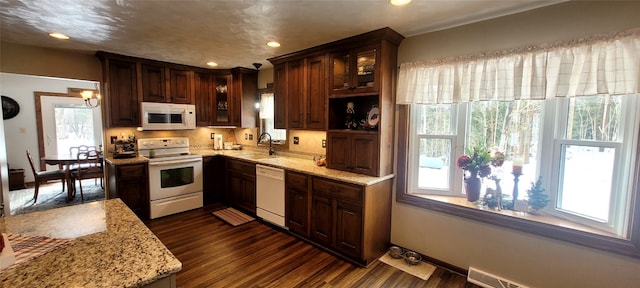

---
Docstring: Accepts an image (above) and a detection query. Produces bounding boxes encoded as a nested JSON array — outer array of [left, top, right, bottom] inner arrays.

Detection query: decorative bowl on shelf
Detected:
[[388, 246, 404, 259], [404, 251, 422, 265]]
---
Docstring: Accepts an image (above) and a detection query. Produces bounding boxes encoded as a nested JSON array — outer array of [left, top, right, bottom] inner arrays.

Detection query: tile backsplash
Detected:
[[104, 127, 326, 157]]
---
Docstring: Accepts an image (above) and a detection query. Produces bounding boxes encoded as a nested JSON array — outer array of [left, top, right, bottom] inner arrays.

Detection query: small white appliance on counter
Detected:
[[213, 134, 223, 150], [138, 137, 203, 219], [256, 164, 287, 228], [141, 102, 196, 130]]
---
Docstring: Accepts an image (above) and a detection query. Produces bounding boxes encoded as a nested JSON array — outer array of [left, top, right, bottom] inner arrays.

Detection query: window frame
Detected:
[[257, 87, 288, 147], [396, 100, 640, 259], [409, 103, 468, 197]]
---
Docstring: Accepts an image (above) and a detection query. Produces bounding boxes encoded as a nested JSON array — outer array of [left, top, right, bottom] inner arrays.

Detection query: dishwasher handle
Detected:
[[256, 164, 284, 181]]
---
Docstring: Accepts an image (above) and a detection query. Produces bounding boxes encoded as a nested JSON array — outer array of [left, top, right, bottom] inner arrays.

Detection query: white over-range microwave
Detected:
[[141, 102, 196, 130]]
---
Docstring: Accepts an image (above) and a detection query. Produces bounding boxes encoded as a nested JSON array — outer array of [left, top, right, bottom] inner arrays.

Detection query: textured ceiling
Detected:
[[0, 0, 564, 69]]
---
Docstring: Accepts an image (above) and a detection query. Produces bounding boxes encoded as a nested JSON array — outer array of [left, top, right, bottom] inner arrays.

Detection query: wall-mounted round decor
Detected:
[[2, 95, 20, 120]]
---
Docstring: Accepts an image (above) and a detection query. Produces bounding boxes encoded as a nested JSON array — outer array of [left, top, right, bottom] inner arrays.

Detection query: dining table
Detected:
[[41, 151, 104, 201]]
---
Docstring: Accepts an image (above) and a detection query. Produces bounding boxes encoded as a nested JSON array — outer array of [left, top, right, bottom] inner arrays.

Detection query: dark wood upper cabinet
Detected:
[[141, 63, 167, 102], [211, 73, 233, 126], [273, 63, 287, 129], [98, 52, 260, 128], [231, 67, 258, 128], [326, 131, 378, 176], [287, 60, 305, 129], [169, 68, 193, 104], [271, 55, 326, 131], [97, 54, 140, 127], [194, 71, 212, 126], [194, 69, 257, 128], [306, 54, 327, 130], [268, 27, 403, 177], [329, 44, 380, 96], [141, 64, 193, 104]]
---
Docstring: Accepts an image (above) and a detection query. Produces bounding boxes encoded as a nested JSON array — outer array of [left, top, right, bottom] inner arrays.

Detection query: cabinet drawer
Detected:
[[227, 159, 255, 175], [286, 171, 308, 190], [312, 177, 362, 204], [118, 164, 146, 179]]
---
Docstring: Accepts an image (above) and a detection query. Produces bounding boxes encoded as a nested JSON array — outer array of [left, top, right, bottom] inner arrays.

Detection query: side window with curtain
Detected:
[[259, 92, 286, 144]]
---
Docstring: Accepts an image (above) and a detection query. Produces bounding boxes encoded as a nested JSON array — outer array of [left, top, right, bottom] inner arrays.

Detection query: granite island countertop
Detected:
[[105, 150, 394, 186], [0, 199, 181, 287]]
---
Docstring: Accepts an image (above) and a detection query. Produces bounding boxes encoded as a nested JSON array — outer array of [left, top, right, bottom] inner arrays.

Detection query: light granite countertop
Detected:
[[0, 199, 181, 287], [105, 150, 394, 186], [194, 149, 394, 186]]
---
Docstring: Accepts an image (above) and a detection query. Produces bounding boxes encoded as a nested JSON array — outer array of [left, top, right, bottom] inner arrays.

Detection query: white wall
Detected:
[[0, 72, 97, 182], [392, 2, 640, 288]]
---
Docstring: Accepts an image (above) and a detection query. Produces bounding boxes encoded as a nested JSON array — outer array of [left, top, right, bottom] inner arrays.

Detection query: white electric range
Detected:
[[138, 137, 203, 219]]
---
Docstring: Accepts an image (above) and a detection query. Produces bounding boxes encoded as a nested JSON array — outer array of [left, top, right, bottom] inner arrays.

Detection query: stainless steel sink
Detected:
[[234, 153, 275, 160]]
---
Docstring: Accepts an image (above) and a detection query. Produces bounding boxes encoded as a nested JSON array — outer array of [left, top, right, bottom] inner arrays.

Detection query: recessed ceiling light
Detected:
[[267, 41, 281, 48], [49, 32, 70, 40], [390, 0, 411, 6], [206, 61, 218, 67]]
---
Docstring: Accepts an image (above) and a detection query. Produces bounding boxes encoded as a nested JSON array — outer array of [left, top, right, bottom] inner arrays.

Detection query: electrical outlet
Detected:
[[249, 134, 253, 140], [293, 137, 299, 145], [244, 133, 248, 140], [110, 136, 118, 144], [210, 133, 215, 139], [322, 139, 326, 148]]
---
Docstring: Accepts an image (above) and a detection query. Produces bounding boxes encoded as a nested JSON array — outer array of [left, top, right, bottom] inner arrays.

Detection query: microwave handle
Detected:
[[148, 158, 202, 166]]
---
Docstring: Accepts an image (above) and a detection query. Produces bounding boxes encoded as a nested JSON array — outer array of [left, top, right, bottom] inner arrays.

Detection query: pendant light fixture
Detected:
[[81, 82, 101, 108]]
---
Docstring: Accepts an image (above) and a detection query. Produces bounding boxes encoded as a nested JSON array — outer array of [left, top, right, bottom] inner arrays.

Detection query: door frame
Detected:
[[34, 90, 101, 171]]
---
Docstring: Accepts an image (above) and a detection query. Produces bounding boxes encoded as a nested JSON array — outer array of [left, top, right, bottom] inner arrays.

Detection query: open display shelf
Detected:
[[328, 95, 379, 132]]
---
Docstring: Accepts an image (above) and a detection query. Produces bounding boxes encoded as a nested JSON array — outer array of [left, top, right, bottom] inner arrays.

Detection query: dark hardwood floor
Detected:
[[145, 204, 479, 288]]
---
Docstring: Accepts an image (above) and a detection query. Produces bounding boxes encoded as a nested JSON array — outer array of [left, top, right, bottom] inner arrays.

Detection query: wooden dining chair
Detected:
[[69, 145, 90, 155], [68, 145, 98, 171], [26, 150, 68, 203], [71, 151, 104, 200]]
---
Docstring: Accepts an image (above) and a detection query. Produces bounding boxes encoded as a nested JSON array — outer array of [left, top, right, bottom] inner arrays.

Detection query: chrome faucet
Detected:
[[258, 132, 275, 155]]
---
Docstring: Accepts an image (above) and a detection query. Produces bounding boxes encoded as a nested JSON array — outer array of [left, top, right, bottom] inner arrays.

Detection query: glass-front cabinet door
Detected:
[[355, 49, 376, 89], [329, 44, 379, 95], [331, 52, 350, 93], [212, 74, 233, 125]]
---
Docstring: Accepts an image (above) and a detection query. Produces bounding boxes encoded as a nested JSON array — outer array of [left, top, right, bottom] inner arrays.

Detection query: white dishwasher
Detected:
[[256, 164, 287, 229]]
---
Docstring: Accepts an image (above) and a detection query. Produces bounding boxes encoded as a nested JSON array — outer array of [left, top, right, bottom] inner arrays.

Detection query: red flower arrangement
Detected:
[[457, 145, 505, 178]]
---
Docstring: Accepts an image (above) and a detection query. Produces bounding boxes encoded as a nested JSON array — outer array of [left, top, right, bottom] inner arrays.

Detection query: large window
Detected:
[[54, 106, 100, 155], [551, 95, 629, 235], [408, 95, 638, 238]]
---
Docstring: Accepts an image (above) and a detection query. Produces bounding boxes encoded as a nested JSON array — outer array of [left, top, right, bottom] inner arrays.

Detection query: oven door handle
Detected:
[[148, 158, 202, 166]]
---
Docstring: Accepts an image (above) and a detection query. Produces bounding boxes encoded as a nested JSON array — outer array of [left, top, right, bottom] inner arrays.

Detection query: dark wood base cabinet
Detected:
[[106, 162, 149, 219], [326, 131, 378, 176], [285, 171, 309, 236], [285, 171, 393, 266], [203, 156, 226, 206], [226, 159, 256, 214]]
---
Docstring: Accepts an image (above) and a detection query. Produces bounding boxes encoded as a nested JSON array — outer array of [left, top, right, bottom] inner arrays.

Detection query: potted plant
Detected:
[[457, 145, 504, 202], [527, 176, 549, 214]]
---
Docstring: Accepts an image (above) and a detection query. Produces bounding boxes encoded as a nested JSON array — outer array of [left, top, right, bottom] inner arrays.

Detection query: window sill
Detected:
[[397, 192, 640, 258], [413, 194, 619, 239]]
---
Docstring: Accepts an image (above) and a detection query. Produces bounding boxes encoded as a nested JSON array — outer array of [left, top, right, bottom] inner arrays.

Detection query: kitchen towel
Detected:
[[1, 233, 72, 271], [212, 207, 255, 227]]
